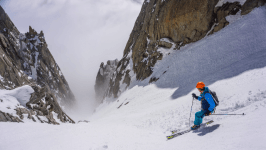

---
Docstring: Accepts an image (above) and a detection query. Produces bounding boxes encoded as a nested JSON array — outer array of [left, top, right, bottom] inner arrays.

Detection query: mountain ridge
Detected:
[[0, 6, 75, 124]]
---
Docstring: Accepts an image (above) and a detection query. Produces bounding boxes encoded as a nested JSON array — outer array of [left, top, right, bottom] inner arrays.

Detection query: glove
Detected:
[[192, 93, 198, 99], [204, 110, 212, 116]]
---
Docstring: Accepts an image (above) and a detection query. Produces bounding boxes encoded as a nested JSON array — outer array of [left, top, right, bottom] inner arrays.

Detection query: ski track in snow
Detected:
[[1, 5, 266, 150]]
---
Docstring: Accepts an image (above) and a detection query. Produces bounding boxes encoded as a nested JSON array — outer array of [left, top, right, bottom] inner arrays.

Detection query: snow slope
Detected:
[[1, 6, 266, 150], [1, 67, 266, 150]]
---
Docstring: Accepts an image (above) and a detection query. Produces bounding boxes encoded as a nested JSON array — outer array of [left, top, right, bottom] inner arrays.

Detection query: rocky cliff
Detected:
[[0, 6, 75, 124], [95, 0, 265, 101], [94, 59, 118, 103]]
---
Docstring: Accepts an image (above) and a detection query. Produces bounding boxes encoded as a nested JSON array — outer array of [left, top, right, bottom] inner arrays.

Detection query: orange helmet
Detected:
[[196, 82, 205, 89]]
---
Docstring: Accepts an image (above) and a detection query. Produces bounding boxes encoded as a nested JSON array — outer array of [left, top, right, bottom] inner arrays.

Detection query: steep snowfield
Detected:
[[1, 66, 265, 150], [1, 6, 266, 150]]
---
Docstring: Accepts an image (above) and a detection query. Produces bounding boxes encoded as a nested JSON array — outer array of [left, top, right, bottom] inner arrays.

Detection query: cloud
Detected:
[[1, 0, 143, 119]]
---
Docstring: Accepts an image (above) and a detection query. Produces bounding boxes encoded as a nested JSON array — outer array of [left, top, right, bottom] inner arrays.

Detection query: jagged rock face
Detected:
[[241, 0, 266, 15], [0, 6, 76, 124], [0, 6, 75, 108], [0, 110, 23, 123], [26, 85, 75, 124], [107, 57, 131, 98], [122, 0, 219, 81], [212, 2, 242, 33], [95, 0, 265, 99], [94, 59, 118, 103]]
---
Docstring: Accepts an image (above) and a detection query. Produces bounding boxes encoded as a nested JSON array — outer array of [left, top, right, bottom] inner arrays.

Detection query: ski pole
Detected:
[[211, 113, 245, 115], [189, 97, 194, 127]]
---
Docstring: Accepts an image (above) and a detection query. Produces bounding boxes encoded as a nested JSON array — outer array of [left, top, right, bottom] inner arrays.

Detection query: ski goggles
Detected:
[[197, 88, 204, 91]]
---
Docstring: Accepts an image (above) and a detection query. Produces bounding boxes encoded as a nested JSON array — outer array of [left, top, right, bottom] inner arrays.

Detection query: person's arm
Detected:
[[205, 93, 215, 111]]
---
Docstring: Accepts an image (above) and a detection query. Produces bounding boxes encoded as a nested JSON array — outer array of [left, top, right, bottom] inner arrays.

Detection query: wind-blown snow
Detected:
[[1, 6, 266, 150]]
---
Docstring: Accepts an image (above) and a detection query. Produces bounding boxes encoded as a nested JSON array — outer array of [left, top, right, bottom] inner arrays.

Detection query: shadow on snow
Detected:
[[193, 124, 220, 136]]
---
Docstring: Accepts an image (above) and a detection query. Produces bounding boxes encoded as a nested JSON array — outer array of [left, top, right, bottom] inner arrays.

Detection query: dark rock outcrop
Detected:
[[212, 2, 242, 33], [26, 85, 75, 124], [0, 110, 23, 123], [94, 59, 118, 103], [241, 0, 266, 15], [158, 41, 173, 49]]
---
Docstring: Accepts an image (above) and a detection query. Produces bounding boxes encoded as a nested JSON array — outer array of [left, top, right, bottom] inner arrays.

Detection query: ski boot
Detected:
[[191, 125, 200, 130]]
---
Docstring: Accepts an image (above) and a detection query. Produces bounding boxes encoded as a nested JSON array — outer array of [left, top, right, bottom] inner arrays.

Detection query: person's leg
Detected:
[[194, 110, 205, 125]]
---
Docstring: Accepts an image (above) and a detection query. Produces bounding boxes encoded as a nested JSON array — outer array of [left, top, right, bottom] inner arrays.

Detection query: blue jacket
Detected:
[[197, 87, 215, 112]]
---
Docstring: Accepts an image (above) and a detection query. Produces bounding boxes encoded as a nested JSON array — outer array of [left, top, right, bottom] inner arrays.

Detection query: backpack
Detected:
[[209, 90, 219, 107]]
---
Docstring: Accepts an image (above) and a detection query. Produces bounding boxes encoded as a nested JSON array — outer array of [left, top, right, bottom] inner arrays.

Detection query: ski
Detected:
[[170, 120, 214, 134], [167, 120, 214, 140]]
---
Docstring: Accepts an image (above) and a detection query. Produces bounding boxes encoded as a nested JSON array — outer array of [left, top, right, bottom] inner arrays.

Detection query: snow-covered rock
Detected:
[[0, 85, 75, 124]]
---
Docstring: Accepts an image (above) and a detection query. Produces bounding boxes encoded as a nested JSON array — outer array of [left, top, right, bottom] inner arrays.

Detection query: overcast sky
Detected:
[[0, 0, 144, 119]]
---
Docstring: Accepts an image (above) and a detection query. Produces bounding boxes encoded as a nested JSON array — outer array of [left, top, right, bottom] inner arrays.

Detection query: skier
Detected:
[[191, 82, 215, 130]]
